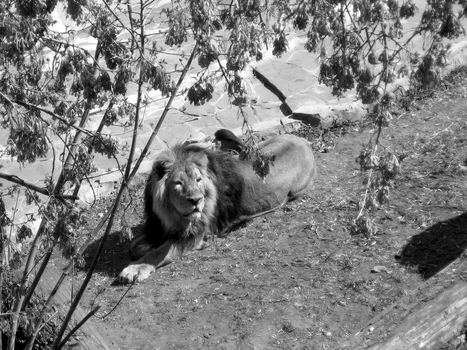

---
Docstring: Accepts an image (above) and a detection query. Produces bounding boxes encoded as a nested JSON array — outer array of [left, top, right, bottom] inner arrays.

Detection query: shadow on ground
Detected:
[[397, 212, 467, 279], [82, 224, 144, 277]]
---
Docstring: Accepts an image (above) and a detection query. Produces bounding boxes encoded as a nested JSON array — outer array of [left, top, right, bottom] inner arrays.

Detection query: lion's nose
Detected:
[[187, 193, 203, 206]]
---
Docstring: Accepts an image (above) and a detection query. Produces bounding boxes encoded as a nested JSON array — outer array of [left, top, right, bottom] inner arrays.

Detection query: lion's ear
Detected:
[[152, 151, 174, 179], [153, 160, 172, 179]]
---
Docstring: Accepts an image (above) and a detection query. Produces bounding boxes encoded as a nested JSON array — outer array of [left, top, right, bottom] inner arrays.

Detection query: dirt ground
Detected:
[[75, 67, 467, 350]]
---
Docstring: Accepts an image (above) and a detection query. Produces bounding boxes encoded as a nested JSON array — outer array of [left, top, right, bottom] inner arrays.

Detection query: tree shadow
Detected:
[[397, 212, 467, 279], [81, 223, 144, 277]]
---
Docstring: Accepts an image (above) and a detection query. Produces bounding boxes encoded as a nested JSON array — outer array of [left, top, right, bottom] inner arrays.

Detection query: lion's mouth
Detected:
[[182, 207, 202, 218], [177, 199, 204, 219]]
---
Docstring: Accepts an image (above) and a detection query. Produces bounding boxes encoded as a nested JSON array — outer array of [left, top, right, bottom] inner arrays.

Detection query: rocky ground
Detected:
[[71, 67, 467, 349]]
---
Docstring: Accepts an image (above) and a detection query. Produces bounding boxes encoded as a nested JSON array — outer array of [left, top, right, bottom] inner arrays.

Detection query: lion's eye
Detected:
[[173, 181, 183, 187], [196, 177, 202, 183]]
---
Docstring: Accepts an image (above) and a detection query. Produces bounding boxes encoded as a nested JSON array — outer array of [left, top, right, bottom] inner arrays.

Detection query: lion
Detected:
[[117, 130, 317, 283]]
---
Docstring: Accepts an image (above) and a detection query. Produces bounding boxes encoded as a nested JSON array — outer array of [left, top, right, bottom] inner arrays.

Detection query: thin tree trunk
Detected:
[[51, 40, 199, 350], [0, 225, 4, 350], [50, 5, 148, 346], [8, 74, 96, 350], [8, 38, 104, 350]]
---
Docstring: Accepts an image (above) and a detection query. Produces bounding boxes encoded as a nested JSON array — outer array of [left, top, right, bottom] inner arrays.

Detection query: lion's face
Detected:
[[149, 148, 217, 234], [166, 163, 206, 220]]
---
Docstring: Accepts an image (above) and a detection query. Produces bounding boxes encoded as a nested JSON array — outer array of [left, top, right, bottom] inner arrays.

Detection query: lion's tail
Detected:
[[219, 197, 289, 236]]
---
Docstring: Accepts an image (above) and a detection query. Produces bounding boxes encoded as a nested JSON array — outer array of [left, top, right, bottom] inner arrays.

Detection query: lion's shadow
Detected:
[[81, 224, 144, 277], [397, 212, 467, 279]]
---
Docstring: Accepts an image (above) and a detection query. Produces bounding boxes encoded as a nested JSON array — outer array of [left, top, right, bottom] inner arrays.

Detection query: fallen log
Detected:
[[370, 281, 467, 350], [343, 257, 467, 350]]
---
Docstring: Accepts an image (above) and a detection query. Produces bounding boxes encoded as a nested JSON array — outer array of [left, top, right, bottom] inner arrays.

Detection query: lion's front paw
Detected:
[[116, 264, 156, 284]]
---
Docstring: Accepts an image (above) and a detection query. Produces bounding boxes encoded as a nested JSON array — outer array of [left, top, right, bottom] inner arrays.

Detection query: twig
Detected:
[[40, 37, 100, 67], [100, 284, 133, 319], [102, 0, 143, 56], [24, 309, 59, 350], [428, 122, 454, 140], [21, 244, 57, 311], [356, 145, 378, 220], [7, 190, 20, 267], [282, 0, 307, 22], [56, 306, 101, 349]]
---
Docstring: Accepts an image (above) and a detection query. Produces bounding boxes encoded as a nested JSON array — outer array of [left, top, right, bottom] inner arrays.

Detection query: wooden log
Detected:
[[343, 257, 467, 349], [369, 281, 467, 350]]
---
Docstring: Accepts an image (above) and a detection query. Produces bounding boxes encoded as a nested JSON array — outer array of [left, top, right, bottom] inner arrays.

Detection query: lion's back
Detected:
[[260, 134, 316, 193], [231, 134, 316, 216]]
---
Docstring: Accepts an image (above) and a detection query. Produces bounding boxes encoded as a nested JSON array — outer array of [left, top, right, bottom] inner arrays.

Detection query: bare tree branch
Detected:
[[12, 100, 95, 137], [130, 42, 199, 177], [0, 172, 78, 201]]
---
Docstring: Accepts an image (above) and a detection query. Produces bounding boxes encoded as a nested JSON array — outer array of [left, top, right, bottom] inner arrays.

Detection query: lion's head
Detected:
[[146, 144, 217, 243]]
